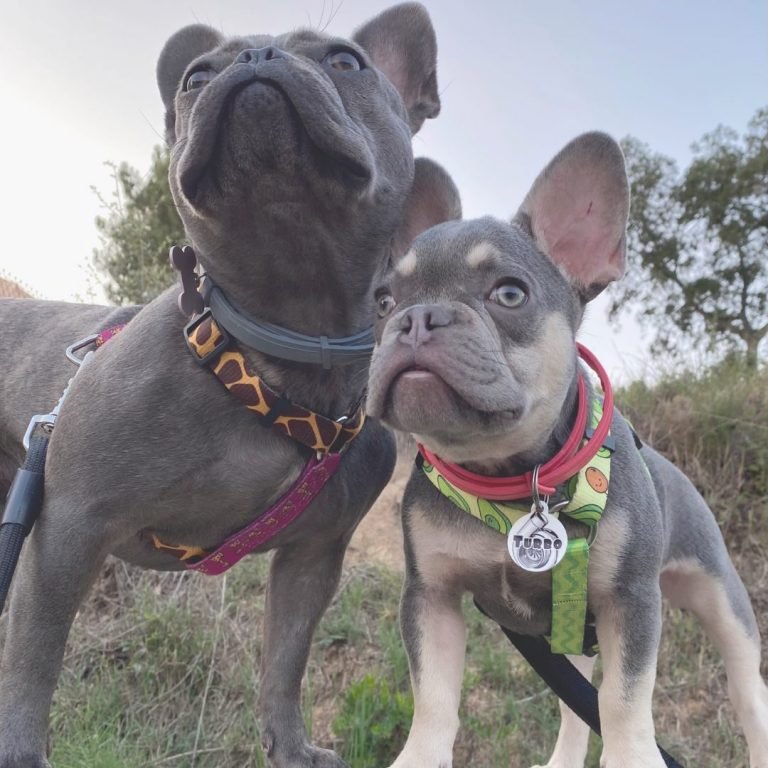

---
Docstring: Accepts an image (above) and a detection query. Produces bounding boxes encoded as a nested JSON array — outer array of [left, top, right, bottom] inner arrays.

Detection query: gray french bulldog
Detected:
[[367, 133, 768, 768], [0, 4, 462, 767]]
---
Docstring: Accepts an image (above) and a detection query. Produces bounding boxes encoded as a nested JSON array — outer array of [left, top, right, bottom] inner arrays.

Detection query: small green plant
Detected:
[[334, 675, 413, 768]]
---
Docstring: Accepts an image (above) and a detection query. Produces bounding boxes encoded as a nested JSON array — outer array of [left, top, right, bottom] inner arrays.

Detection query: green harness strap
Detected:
[[420, 397, 611, 656], [550, 538, 590, 654]]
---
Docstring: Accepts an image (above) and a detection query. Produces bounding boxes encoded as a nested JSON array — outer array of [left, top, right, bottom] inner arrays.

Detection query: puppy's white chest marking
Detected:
[[410, 508, 507, 576], [409, 507, 536, 618]]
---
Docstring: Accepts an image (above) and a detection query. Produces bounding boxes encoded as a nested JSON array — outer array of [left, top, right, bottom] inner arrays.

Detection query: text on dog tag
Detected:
[[507, 501, 568, 572]]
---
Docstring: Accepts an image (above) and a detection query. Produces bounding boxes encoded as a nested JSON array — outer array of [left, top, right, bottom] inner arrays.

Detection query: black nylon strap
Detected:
[[0, 432, 49, 613], [475, 601, 684, 767], [0, 525, 26, 613]]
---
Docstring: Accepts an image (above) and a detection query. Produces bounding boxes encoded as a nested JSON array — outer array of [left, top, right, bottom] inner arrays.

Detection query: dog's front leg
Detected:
[[258, 538, 349, 768], [388, 579, 465, 768], [0, 502, 112, 768], [531, 654, 596, 768], [596, 587, 666, 768]]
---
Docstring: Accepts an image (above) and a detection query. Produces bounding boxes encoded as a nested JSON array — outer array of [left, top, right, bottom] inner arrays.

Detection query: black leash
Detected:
[[476, 602, 684, 768], [0, 432, 49, 613], [0, 331, 105, 613]]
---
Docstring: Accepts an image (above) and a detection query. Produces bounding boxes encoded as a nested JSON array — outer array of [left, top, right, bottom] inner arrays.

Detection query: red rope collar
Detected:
[[418, 343, 613, 500]]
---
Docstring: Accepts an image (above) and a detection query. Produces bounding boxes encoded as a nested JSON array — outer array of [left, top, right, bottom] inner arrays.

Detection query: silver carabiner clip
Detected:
[[65, 334, 99, 366], [22, 348, 96, 450], [530, 464, 548, 517]]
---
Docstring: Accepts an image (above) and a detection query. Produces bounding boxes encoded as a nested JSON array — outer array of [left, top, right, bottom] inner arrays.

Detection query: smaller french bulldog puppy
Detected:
[[367, 133, 768, 768]]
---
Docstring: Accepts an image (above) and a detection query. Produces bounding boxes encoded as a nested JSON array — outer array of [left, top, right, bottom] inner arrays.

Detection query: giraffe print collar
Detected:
[[185, 311, 366, 454]]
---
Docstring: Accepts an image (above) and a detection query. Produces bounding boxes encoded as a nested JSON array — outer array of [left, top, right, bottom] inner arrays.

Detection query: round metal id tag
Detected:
[[507, 501, 568, 572]]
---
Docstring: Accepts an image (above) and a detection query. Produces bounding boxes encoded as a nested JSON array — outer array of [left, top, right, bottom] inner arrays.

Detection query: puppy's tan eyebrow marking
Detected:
[[396, 249, 418, 276], [465, 241, 502, 268]]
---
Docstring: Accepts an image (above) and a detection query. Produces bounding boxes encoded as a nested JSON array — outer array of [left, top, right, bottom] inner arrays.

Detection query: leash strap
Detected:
[[477, 603, 684, 768], [0, 433, 49, 613], [1, 323, 127, 613], [185, 312, 365, 454]]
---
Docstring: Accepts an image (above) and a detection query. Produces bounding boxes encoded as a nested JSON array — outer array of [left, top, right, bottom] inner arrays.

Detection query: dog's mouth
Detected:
[[384, 364, 466, 426], [379, 370, 532, 463], [368, 339, 529, 434], [176, 67, 374, 207], [395, 364, 439, 380], [370, 356, 465, 424]]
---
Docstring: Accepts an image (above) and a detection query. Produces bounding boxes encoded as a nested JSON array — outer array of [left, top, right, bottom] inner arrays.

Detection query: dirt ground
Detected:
[[345, 459, 408, 571]]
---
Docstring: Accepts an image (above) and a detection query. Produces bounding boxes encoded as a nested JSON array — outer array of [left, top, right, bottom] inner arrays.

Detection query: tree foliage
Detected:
[[93, 146, 185, 305], [614, 107, 768, 367]]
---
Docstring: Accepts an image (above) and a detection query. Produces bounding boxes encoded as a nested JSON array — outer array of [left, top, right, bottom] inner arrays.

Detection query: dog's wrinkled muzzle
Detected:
[[368, 302, 527, 427], [176, 56, 374, 207]]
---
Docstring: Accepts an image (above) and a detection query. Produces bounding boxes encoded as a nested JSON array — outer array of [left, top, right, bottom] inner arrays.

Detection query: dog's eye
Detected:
[[376, 292, 396, 318], [185, 69, 216, 92], [323, 50, 363, 72], [490, 281, 528, 308]]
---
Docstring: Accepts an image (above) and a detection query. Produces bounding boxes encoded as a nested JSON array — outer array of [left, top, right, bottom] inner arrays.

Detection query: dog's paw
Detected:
[[530, 762, 585, 768], [530, 764, 577, 768], [598, 752, 666, 768], [266, 744, 348, 768], [387, 755, 451, 768]]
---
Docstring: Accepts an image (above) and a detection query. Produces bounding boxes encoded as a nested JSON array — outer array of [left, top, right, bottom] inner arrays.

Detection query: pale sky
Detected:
[[1, 0, 765, 382]]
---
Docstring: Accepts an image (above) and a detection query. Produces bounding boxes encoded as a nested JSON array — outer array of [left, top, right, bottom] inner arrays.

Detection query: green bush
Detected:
[[619, 359, 768, 535]]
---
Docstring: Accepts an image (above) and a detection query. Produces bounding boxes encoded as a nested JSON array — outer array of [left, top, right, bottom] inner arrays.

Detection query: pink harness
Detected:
[[182, 453, 341, 575]]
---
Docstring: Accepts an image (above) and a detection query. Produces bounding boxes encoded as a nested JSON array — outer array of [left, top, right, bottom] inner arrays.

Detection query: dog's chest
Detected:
[[407, 500, 555, 633]]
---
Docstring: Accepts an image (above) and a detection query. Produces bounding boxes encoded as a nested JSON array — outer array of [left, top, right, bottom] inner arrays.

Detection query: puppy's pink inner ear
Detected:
[[546, 207, 627, 289], [520, 132, 629, 296]]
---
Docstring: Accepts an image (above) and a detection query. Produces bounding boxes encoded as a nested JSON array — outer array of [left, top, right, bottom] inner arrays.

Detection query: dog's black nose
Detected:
[[235, 46, 289, 65], [398, 304, 454, 347]]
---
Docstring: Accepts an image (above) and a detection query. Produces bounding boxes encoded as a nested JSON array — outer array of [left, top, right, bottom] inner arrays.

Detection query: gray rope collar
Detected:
[[204, 280, 375, 370]]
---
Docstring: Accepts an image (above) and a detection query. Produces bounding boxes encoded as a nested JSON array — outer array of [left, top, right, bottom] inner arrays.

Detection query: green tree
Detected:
[[93, 146, 185, 305], [613, 107, 768, 368]]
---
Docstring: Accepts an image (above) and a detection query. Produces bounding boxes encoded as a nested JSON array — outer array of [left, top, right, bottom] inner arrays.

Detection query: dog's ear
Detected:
[[515, 132, 629, 302], [157, 24, 224, 144], [353, 3, 440, 134], [392, 158, 462, 261]]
